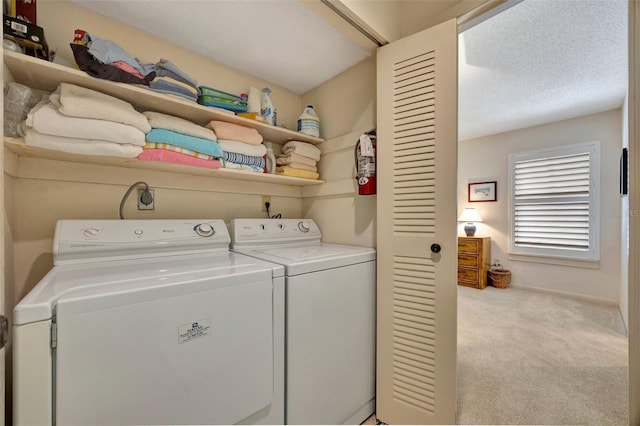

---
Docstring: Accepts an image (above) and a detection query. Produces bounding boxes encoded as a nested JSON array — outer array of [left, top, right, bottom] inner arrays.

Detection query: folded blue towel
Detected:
[[150, 79, 198, 99], [146, 128, 223, 158]]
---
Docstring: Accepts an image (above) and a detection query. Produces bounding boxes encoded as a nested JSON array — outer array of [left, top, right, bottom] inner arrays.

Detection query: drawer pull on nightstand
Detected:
[[430, 243, 441, 254]]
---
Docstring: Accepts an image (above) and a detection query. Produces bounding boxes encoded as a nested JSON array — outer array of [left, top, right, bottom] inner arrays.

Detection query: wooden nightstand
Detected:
[[458, 237, 491, 289]]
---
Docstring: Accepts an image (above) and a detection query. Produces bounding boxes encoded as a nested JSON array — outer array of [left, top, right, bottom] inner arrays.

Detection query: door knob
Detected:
[[430, 243, 441, 254]]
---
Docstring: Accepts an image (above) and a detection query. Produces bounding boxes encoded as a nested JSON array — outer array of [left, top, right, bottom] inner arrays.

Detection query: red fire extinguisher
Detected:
[[354, 130, 376, 195]]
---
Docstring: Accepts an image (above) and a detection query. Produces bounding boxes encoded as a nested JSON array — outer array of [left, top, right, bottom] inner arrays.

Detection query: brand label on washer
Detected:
[[178, 318, 211, 344]]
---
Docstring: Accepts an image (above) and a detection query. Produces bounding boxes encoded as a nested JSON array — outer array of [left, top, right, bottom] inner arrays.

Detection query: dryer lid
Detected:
[[236, 243, 376, 276]]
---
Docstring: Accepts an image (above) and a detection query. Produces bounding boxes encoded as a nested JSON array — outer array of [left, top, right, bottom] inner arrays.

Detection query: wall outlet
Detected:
[[138, 188, 155, 210], [262, 196, 271, 212]]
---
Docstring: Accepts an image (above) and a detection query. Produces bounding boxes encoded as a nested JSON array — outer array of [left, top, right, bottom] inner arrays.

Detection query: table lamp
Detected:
[[458, 208, 483, 237]]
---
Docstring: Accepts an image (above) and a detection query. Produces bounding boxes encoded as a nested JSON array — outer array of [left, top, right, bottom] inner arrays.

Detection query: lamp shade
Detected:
[[457, 208, 483, 223]]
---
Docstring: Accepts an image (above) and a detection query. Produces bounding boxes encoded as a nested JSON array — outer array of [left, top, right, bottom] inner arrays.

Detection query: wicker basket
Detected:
[[488, 269, 511, 289]]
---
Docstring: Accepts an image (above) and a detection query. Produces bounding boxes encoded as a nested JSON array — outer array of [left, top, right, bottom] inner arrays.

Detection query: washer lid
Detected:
[[235, 243, 376, 276], [14, 252, 283, 325]]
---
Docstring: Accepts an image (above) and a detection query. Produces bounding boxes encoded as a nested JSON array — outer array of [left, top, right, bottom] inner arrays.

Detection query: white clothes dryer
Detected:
[[229, 219, 376, 425], [13, 219, 284, 426]]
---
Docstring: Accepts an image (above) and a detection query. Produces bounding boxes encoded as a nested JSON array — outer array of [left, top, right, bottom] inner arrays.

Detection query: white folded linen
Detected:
[[26, 101, 145, 146], [24, 129, 143, 158], [223, 161, 264, 173], [276, 151, 317, 167], [277, 161, 317, 172], [49, 83, 151, 133], [281, 141, 321, 161], [217, 139, 267, 157], [143, 111, 217, 141]]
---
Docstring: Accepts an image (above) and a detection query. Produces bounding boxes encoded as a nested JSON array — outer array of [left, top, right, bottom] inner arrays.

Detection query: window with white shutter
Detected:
[[509, 142, 600, 261]]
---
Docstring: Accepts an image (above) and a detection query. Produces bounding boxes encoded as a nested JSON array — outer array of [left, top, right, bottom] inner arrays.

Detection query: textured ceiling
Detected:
[[70, 0, 372, 95], [458, 0, 628, 141]]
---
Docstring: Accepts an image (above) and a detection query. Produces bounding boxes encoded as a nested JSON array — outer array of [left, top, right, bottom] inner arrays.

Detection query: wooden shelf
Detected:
[[4, 138, 325, 187], [3, 51, 324, 146]]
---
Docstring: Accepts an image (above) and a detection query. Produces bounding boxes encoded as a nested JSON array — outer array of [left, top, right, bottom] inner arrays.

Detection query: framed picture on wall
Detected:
[[468, 181, 497, 202]]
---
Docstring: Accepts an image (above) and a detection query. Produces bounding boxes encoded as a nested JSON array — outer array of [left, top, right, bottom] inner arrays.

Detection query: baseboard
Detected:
[[509, 283, 618, 307], [510, 283, 627, 335]]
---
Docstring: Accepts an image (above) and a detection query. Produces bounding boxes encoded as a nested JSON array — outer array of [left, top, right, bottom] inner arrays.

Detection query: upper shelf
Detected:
[[3, 51, 324, 146]]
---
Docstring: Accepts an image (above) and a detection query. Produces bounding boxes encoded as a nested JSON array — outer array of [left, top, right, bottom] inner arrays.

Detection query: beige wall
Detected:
[[301, 56, 376, 247], [399, 0, 484, 38], [38, 0, 303, 129], [458, 108, 623, 303], [332, 0, 484, 43], [340, 0, 402, 42]]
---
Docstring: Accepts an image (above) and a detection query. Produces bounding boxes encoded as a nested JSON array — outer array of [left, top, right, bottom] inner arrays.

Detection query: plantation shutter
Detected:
[[514, 152, 590, 250], [510, 143, 600, 260], [377, 19, 458, 425]]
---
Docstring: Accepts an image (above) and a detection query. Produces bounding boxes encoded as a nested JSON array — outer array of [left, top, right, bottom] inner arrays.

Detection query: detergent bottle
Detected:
[[297, 105, 320, 137], [261, 87, 275, 125]]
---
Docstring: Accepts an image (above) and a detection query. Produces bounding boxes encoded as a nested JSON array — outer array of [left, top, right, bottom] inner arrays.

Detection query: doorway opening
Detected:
[[456, 1, 629, 423]]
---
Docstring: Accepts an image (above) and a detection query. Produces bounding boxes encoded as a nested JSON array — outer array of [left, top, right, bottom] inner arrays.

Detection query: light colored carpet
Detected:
[[457, 285, 628, 425]]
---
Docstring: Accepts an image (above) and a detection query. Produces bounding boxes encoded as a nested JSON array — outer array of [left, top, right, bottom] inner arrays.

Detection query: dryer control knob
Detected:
[[259, 224, 266, 231], [298, 221, 310, 232], [83, 228, 99, 238], [277, 223, 285, 230], [194, 223, 215, 237]]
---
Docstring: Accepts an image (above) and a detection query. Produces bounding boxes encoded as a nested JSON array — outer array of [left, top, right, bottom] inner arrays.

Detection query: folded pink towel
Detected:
[[138, 149, 222, 169], [207, 120, 263, 145]]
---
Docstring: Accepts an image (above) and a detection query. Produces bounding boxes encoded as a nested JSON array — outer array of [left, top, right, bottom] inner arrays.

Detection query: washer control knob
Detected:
[[134, 229, 143, 236], [194, 223, 215, 237], [83, 228, 99, 238], [298, 221, 310, 233], [277, 223, 285, 230], [259, 224, 267, 231]]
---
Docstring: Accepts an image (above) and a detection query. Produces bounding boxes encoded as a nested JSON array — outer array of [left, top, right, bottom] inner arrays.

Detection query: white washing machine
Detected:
[[229, 219, 376, 425], [13, 219, 285, 426]]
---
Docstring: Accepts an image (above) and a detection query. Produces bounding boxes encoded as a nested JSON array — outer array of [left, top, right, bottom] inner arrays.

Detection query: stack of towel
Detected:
[[276, 141, 321, 180], [71, 33, 199, 102], [141, 59, 200, 102], [141, 112, 222, 169], [207, 121, 266, 173], [19, 82, 147, 157]]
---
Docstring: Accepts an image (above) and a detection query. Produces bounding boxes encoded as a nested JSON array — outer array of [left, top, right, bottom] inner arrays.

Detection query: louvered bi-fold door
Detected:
[[376, 19, 458, 425]]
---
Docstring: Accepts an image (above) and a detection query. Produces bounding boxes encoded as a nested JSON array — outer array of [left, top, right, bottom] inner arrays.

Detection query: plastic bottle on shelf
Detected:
[[264, 141, 276, 174], [261, 87, 275, 126], [297, 105, 320, 137], [247, 87, 261, 113]]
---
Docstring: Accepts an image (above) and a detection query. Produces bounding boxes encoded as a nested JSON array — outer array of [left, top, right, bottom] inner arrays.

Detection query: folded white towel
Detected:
[[217, 139, 267, 157], [276, 151, 317, 167], [26, 101, 145, 146], [24, 129, 143, 158], [281, 141, 321, 162], [275, 160, 317, 172], [49, 83, 151, 133], [223, 161, 264, 173], [143, 111, 217, 141]]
